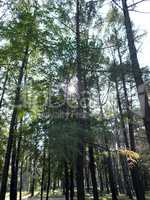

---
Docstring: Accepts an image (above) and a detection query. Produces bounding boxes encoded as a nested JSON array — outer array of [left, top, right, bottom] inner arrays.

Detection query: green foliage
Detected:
[[0, 0, 149, 198]]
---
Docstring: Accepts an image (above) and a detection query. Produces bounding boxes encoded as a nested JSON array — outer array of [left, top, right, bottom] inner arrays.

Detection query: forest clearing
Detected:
[[0, 0, 150, 200]]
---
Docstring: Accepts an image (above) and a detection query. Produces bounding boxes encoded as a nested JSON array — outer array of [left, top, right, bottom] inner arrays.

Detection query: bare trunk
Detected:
[[75, 0, 85, 199], [89, 145, 99, 200], [46, 151, 51, 200], [70, 166, 74, 200], [121, 0, 150, 145], [0, 70, 8, 109], [19, 161, 23, 200], [115, 79, 129, 148], [10, 138, 17, 200], [0, 45, 29, 200], [64, 162, 69, 200], [41, 145, 46, 200]]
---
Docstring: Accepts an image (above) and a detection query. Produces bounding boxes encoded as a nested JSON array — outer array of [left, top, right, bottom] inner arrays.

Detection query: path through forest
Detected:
[[5, 195, 65, 200], [6, 198, 65, 200], [24, 198, 65, 200]]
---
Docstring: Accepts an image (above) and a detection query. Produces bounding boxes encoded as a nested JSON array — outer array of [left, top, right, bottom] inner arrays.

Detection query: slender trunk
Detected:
[[85, 165, 90, 193], [113, 155, 124, 194], [10, 123, 22, 200], [98, 170, 104, 193], [10, 138, 17, 200], [76, 143, 85, 200], [115, 79, 129, 148], [104, 167, 110, 194], [114, 33, 138, 199], [89, 145, 99, 200], [19, 161, 23, 200], [70, 166, 74, 200], [64, 162, 69, 200], [115, 119, 133, 199], [96, 78, 117, 199], [41, 146, 46, 200], [53, 179, 56, 193], [46, 152, 51, 200], [0, 70, 8, 109], [131, 166, 145, 200], [122, 75, 136, 151], [0, 45, 29, 200], [121, 69, 145, 200], [121, 156, 133, 199], [115, 32, 136, 151], [121, 0, 150, 145], [106, 150, 118, 200], [16, 126, 22, 179], [30, 158, 36, 197], [75, 0, 85, 199]]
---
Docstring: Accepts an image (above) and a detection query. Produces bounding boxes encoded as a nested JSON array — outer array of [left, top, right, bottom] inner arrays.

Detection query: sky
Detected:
[[129, 0, 150, 66]]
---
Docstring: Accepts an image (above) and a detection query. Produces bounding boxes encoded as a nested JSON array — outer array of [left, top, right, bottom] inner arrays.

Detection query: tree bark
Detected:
[[0, 45, 29, 200], [121, 67, 145, 200], [115, 79, 129, 148], [121, 0, 150, 145], [10, 122, 22, 200], [89, 145, 99, 200], [98, 170, 104, 193], [85, 164, 90, 193], [106, 150, 118, 200], [30, 158, 36, 197], [40, 145, 46, 200], [75, 0, 85, 199], [64, 161, 69, 200], [46, 151, 51, 200], [76, 143, 85, 200], [0, 69, 8, 109], [10, 137, 17, 200], [70, 166, 74, 200], [104, 167, 110, 194], [19, 161, 23, 200]]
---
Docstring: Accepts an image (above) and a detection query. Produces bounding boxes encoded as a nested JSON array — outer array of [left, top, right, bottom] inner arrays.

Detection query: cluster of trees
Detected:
[[0, 0, 150, 200]]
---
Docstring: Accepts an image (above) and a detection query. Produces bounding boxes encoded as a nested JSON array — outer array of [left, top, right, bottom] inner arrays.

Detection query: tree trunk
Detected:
[[30, 158, 36, 197], [131, 166, 145, 200], [10, 138, 17, 200], [89, 145, 99, 200], [115, 79, 129, 148], [98, 170, 104, 193], [53, 178, 56, 194], [113, 155, 124, 194], [121, 156, 133, 199], [104, 167, 110, 194], [121, 0, 150, 145], [0, 69, 8, 109], [41, 146, 46, 200], [0, 45, 29, 200], [85, 165, 90, 193], [106, 150, 118, 200], [10, 122, 22, 200], [76, 143, 85, 200], [75, 0, 85, 199], [64, 162, 69, 200], [19, 161, 23, 200], [46, 151, 51, 200], [121, 69, 145, 200], [70, 166, 74, 200]]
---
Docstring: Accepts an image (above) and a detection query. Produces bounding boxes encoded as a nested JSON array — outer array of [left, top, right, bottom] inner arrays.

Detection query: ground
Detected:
[[5, 191, 150, 200]]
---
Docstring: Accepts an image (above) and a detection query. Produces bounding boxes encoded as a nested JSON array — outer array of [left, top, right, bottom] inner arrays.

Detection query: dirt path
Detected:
[[24, 198, 65, 200]]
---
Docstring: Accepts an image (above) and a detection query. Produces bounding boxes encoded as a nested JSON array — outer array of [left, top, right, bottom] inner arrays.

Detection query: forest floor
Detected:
[[5, 191, 150, 200]]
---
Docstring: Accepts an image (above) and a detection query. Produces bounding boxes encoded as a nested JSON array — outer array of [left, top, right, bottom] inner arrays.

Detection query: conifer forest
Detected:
[[0, 0, 150, 200]]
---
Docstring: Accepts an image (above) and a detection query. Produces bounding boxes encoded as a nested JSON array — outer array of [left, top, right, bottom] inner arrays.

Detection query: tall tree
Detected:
[[120, 0, 150, 145]]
